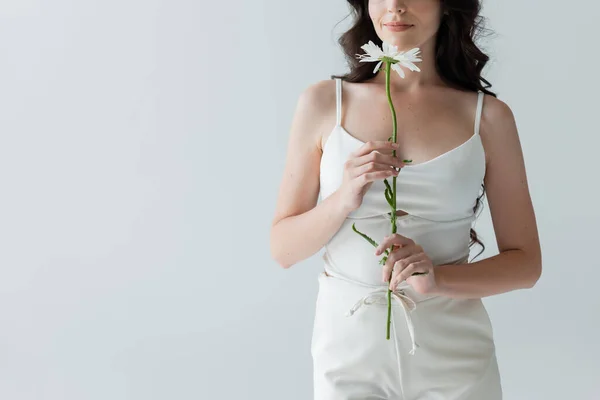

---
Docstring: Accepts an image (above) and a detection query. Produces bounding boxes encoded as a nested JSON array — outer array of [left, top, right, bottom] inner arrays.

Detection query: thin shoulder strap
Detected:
[[474, 90, 484, 136], [335, 78, 342, 126]]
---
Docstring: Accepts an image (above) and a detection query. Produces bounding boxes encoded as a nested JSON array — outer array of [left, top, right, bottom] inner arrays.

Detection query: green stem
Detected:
[[351, 60, 425, 341], [385, 61, 395, 340]]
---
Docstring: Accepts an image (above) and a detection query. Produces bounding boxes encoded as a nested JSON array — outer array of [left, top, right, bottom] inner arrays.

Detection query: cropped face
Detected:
[[368, 0, 443, 51]]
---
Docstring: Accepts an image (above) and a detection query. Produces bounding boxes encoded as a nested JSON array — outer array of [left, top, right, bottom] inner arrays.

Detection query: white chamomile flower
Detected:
[[356, 40, 422, 78]]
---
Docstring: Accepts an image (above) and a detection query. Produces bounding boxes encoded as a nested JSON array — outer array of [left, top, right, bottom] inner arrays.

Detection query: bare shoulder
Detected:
[[481, 94, 515, 127], [297, 78, 336, 111], [478, 93, 518, 166], [292, 79, 337, 151]]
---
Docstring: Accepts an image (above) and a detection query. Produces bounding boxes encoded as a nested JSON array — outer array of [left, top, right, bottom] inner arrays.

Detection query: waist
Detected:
[[323, 216, 472, 286], [322, 250, 468, 303]]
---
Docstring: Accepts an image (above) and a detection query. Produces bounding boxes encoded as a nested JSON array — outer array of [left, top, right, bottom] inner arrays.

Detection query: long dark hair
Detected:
[[331, 0, 495, 261]]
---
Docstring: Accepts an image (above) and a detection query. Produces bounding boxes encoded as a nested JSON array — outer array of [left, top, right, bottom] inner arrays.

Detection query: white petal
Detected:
[[391, 63, 405, 78], [382, 41, 389, 53], [357, 54, 379, 62], [395, 48, 422, 64], [403, 47, 421, 58], [382, 41, 399, 57], [389, 46, 399, 57], [357, 41, 381, 62], [361, 40, 384, 58], [394, 50, 422, 70], [373, 60, 383, 73], [400, 61, 421, 72]]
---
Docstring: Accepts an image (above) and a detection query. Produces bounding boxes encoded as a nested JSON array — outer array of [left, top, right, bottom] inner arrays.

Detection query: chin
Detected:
[[384, 38, 417, 50]]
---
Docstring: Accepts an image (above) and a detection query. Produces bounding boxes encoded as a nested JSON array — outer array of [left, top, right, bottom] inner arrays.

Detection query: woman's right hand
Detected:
[[337, 140, 406, 213]]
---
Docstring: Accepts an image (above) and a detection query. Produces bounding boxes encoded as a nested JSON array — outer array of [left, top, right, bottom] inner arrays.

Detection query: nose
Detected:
[[387, 0, 407, 13]]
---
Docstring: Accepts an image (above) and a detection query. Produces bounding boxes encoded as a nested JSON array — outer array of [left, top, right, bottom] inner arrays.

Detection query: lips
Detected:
[[384, 23, 414, 32], [384, 22, 413, 27]]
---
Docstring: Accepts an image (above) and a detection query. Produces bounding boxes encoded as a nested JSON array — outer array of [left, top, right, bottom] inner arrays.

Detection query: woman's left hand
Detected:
[[374, 233, 438, 295]]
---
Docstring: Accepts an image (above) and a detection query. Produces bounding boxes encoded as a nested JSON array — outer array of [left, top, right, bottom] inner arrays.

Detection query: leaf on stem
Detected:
[[383, 178, 393, 193], [385, 189, 393, 207], [351, 223, 378, 248], [351, 223, 391, 266]]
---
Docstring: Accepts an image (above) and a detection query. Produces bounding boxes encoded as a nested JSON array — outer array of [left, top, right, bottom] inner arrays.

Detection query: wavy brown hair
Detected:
[[331, 0, 496, 262]]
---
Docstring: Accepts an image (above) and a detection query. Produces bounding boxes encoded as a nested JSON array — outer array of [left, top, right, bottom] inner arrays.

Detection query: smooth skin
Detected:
[[270, 0, 541, 299]]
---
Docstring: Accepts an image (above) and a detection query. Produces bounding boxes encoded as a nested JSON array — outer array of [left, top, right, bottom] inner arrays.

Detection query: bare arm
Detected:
[[270, 80, 350, 269], [433, 95, 542, 298]]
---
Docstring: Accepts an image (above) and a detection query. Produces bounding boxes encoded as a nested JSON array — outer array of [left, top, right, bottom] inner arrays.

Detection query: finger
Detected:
[[381, 243, 418, 282], [390, 260, 429, 290], [354, 161, 401, 179], [387, 253, 423, 287], [352, 140, 399, 158], [375, 233, 414, 256], [346, 149, 405, 179], [381, 153, 406, 171], [359, 170, 398, 185], [355, 149, 406, 170]]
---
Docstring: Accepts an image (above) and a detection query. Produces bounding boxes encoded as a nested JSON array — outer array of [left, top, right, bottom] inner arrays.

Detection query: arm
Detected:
[[270, 80, 350, 269], [433, 95, 542, 299]]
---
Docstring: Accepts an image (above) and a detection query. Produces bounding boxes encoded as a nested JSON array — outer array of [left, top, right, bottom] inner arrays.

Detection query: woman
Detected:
[[270, 0, 542, 399]]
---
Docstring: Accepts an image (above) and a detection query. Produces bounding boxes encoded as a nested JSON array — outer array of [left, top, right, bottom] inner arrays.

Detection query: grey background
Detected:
[[0, 0, 598, 399]]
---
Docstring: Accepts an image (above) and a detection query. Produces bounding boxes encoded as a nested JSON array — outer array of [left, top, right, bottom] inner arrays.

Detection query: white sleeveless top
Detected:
[[319, 78, 486, 287]]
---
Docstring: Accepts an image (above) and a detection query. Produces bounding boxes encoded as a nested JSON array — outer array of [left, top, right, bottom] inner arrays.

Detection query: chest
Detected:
[[332, 92, 478, 166]]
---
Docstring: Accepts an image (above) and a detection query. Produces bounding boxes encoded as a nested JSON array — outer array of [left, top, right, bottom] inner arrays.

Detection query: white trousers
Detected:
[[311, 269, 503, 400]]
